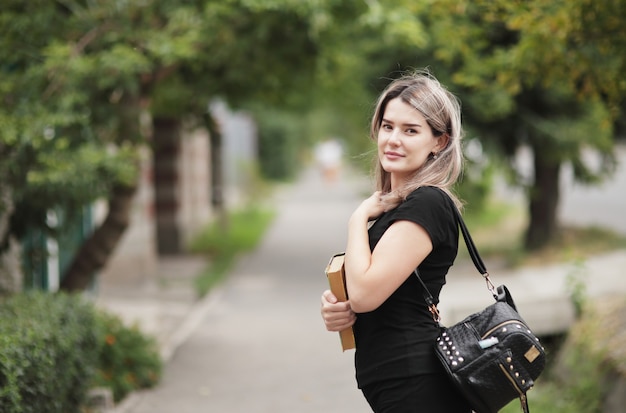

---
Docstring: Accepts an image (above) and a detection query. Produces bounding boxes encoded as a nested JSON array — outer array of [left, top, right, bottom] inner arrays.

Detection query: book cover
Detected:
[[325, 253, 356, 351]]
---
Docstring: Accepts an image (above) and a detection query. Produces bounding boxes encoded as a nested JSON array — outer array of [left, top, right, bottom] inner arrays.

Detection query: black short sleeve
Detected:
[[393, 186, 456, 249]]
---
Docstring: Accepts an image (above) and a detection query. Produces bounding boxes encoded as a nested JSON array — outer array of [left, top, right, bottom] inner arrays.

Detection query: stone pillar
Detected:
[[153, 118, 182, 255]]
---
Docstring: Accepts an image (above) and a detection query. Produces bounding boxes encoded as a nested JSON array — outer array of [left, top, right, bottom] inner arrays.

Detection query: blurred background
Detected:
[[1, 1, 625, 412]]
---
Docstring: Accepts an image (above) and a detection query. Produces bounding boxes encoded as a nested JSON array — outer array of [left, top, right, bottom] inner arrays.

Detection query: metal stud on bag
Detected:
[[437, 335, 464, 366]]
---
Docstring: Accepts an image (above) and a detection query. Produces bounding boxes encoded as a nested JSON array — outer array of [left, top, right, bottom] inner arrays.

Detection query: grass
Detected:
[[521, 226, 626, 266], [189, 206, 276, 297]]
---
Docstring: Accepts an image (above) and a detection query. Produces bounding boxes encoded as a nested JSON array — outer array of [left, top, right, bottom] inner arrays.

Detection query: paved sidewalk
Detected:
[[107, 166, 373, 413], [98, 164, 626, 413]]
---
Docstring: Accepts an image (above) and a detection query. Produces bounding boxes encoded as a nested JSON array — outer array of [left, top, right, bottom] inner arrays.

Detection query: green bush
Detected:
[[91, 311, 162, 402], [0, 292, 163, 412], [0, 292, 101, 413]]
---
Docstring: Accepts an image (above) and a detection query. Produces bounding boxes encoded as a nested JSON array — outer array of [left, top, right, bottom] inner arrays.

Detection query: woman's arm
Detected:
[[344, 194, 434, 313]]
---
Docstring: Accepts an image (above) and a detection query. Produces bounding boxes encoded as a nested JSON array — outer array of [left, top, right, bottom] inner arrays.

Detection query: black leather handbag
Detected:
[[414, 196, 546, 413]]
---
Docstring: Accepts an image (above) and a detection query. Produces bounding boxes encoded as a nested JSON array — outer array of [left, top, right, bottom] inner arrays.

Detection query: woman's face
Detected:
[[377, 97, 443, 188]]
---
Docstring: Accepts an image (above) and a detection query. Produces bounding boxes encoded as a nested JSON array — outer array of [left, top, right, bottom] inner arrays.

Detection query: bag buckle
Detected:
[[483, 272, 497, 298], [428, 303, 441, 324]]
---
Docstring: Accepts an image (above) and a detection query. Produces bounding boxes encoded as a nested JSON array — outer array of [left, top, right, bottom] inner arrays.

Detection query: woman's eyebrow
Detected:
[[382, 118, 423, 128]]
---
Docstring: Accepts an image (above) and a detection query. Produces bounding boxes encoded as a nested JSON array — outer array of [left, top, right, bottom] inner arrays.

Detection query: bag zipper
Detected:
[[498, 363, 524, 396], [481, 320, 529, 339], [499, 363, 530, 413]]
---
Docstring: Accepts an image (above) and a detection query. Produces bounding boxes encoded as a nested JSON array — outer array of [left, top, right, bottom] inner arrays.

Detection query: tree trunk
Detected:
[[60, 89, 143, 292], [0, 184, 22, 294], [524, 148, 561, 251], [0, 183, 13, 251], [60, 183, 137, 292]]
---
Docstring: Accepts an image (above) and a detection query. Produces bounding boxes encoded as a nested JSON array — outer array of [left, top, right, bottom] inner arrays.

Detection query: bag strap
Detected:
[[413, 188, 499, 322], [445, 194, 497, 297]]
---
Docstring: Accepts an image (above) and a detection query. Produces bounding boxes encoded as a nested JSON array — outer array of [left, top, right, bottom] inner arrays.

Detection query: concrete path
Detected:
[[105, 156, 626, 413]]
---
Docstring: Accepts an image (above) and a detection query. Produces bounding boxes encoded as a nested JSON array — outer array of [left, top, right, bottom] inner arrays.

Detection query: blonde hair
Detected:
[[370, 70, 464, 210]]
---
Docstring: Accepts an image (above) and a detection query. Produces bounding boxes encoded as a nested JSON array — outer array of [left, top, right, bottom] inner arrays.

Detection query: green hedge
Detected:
[[0, 292, 163, 412], [0, 292, 101, 413], [256, 110, 303, 181]]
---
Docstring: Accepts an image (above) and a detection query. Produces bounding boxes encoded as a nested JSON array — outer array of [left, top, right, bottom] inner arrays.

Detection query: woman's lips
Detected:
[[384, 151, 404, 160]]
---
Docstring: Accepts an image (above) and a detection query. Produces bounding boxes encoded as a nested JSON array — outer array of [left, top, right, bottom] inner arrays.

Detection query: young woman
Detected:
[[320, 71, 471, 412]]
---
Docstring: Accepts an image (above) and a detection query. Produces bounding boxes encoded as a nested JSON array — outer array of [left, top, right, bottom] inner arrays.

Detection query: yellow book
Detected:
[[325, 253, 356, 351]]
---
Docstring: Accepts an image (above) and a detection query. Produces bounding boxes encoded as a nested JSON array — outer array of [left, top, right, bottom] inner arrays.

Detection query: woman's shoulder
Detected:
[[405, 186, 447, 204], [394, 186, 457, 245], [401, 186, 457, 218]]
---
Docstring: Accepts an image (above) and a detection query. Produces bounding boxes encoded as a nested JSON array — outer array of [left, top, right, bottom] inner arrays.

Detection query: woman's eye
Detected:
[[406, 128, 418, 134], [382, 124, 393, 131]]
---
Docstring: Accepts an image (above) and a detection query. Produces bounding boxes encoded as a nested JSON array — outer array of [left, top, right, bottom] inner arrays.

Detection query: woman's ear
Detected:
[[435, 134, 450, 153]]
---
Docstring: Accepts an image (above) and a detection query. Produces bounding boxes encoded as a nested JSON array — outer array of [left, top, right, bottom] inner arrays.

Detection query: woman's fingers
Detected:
[[322, 289, 338, 304], [321, 290, 356, 331]]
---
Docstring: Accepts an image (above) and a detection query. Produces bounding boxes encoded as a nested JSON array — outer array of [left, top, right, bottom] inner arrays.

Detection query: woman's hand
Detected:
[[320, 290, 356, 332], [352, 191, 385, 223]]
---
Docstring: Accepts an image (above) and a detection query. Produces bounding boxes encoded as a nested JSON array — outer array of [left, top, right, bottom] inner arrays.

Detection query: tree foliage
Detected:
[[1, 1, 136, 248], [0, 0, 372, 290], [424, 0, 625, 248]]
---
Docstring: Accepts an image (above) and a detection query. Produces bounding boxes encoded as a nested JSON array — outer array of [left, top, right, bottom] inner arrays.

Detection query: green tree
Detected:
[[0, 0, 371, 291], [412, 0, 624, 249]]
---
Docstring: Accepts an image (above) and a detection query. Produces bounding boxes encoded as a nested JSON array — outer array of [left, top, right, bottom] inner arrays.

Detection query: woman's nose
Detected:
[[389, 128, 401, 144]]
